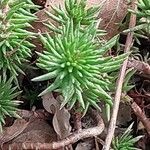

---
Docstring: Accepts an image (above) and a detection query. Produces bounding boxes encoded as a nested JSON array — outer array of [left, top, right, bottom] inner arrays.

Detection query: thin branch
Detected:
[[131, 102, 150, 135], [74, 103, 82, 132], [7, 110, 104, 150], [102, 1, 137, 150], [128, 59, 150, 75]]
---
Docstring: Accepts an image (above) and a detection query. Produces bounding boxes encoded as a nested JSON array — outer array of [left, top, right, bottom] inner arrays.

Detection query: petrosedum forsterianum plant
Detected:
[[45, 0, 100, 27], [128, 0, 150, 37], [32, 0, 128, 112], [0, 75, 21, 132], [0, 0, 38, 81], [133, 0, 150, 20], [112, 123, 143, 150], [44, 0, 104, 35]]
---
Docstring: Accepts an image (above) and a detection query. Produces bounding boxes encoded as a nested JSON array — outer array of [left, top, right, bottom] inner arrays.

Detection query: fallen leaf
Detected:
[[0, 119, 28, 146], [42, 93, 71, 139], [98, 0, 128, 39], [0, 110, 57, 149], [42, 93, 59, 114], [53, 102, 71, 139], [11, 118, 57, 143]]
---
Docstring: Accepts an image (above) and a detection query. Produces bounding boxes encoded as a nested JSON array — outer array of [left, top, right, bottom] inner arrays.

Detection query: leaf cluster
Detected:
[[0, 0, 38, 81], [0, 0, 38, 132], [32, 0, 128, 113], [128, 0, 150, 37], [112, 123, 143, 150], [0, 74, 21, 132], [45, 0, 100, 27]]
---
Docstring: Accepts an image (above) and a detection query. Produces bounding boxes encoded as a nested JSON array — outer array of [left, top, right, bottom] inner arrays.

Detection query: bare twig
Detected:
[[131, 102, 150, 135], [102, 1, 137, 150], [128, 59, 150, 75], [7, 110, 104, 150], [74, 103, 82, 132]]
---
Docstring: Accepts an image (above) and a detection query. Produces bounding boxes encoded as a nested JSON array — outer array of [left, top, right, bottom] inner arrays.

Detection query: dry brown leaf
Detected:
[[42, 93, 71, 139], [1, 109, 58, 150], [2, 109, 57, 149], [98, 0, 128, 39], [11, 119, 57, 143], [2, 118, 57, 150], [53, 102, 71, 139], [42, 92, 59, 114], [0, 119, 29, 146]]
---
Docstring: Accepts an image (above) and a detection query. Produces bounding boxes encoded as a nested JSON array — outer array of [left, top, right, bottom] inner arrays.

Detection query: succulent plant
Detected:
[[45, 0, 100, 26], [44, 0, 104, 36], [0, 75, 21, 132], [128, 0, 150, 37], [112, 123, 143, 150], [0, 0, 38, 82], [135, 0, 150, 18], [32, 0, 128, 113]]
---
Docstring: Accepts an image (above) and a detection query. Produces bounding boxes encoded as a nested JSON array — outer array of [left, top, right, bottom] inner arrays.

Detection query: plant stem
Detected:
[[132, 102, 150, 135], [102, 1, 137, 150], [74, 102, 82, 132]]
